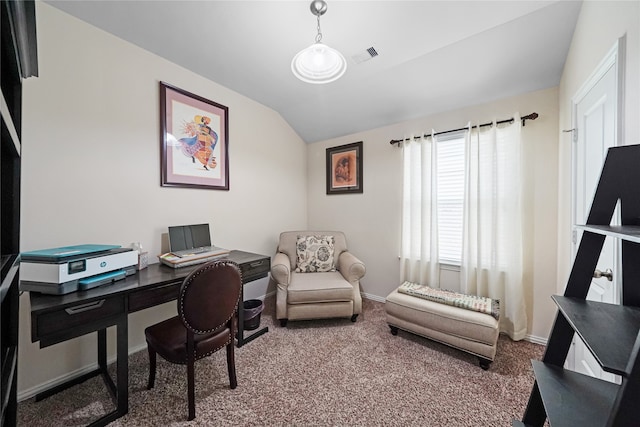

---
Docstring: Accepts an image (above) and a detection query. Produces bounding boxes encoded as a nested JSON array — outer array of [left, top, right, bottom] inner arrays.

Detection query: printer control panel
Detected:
[[68, 260, 86, 275]]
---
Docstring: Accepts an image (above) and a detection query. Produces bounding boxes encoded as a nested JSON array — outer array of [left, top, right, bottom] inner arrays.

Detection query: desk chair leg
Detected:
[[147, 346, 156, 390], [186, 333, 196, 421], [227, 341, 237, 389], [187, 357, 195, 421]]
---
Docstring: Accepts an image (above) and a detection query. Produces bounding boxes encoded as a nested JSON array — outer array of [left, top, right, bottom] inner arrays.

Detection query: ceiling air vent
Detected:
[[352, 46, 379, 64]]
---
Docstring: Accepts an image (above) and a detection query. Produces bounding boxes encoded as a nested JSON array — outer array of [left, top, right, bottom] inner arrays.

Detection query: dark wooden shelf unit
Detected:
[[552, 296, 640, 376], [531, 361, 619, 427], [1, 1, 38, 425], [515, 144, 640, 427]]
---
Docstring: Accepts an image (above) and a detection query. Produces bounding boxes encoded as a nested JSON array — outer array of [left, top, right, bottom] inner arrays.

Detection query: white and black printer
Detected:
[[20, 244, 138, 295]]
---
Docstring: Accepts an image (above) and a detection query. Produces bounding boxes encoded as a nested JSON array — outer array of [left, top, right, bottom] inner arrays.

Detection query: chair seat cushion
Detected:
[[287, 271, 354, 304], [145, 316, 231, 364]]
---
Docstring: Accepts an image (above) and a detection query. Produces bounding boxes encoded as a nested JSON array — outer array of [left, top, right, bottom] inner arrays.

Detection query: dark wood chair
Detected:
[[144, 259, 242, 421]]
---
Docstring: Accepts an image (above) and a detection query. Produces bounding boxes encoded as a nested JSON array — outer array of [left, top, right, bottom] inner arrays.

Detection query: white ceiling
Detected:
[[45, 0, 582, 143]]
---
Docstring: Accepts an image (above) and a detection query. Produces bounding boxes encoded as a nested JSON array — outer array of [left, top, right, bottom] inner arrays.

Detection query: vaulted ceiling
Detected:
[[45, 1, 582, 143]]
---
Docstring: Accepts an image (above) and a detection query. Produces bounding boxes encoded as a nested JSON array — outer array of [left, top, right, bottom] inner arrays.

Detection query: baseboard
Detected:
[[524, 334, 548, 346], [17, 340, 149, 402], [18, 361, 100, 401], [261, 290, 276, 299], [361, 292, 385, 303]]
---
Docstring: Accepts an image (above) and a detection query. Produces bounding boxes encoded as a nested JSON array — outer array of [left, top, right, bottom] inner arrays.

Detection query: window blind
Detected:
[[436, 135, 465, 265]]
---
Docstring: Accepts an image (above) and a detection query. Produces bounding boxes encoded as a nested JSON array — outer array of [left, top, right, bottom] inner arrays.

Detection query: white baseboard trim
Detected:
[[361, 292, 385, 303], [524, 334, 548, 346], [261, 290, 276, 299]]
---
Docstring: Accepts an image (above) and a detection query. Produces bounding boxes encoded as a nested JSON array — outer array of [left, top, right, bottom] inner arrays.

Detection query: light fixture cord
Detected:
[[315, 14, 323, 43]]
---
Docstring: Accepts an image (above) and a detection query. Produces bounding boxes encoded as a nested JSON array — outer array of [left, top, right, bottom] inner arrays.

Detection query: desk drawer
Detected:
[[129, 282, 180, 312], [240, 257, 270, 282], [36, 295, 125, 339]]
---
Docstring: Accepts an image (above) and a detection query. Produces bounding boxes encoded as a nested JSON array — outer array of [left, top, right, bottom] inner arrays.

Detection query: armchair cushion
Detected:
[[294, 235, 336, 273], [287, 271, 354, 304]]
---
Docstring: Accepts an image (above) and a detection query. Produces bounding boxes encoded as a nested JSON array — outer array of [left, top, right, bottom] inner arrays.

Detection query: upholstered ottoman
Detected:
[[385, 285, 500, 370]]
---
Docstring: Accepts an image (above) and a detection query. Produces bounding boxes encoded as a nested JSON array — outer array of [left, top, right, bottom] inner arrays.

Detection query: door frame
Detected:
[[570, 36, 625, 264], [566, 37, 625, 374]]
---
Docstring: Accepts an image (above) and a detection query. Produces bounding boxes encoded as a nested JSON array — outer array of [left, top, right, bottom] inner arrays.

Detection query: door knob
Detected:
[[593, 268, 613, 281]]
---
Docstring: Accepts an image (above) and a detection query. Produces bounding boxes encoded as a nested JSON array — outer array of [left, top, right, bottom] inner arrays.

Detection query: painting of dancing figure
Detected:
[[160, 82, 229, 190]]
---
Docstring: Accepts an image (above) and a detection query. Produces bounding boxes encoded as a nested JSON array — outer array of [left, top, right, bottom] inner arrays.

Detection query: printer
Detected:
[[20, 244, 138, 294]]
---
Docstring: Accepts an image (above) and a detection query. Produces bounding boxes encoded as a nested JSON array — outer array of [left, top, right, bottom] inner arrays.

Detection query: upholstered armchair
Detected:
[[271, 231, 365, 326]]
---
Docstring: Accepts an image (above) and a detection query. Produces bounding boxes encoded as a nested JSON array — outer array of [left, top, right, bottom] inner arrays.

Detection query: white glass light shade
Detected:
[[291, 42, 347, 84]]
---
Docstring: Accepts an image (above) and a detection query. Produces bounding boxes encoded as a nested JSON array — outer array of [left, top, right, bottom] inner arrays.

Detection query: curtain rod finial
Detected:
[[522, 112, 538, 126]]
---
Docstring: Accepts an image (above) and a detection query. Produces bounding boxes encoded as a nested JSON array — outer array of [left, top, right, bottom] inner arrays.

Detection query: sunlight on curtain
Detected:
[[400, 133, 439, 286], [461, 113, 528, 340]]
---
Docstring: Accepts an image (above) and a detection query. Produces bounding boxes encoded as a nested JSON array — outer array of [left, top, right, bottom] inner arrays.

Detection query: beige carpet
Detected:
[[17, 297, 543, 426]]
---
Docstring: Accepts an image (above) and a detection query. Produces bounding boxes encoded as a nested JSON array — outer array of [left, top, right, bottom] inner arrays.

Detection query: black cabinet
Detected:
[[515, 144, 640, 426], [1, 1, 37, 424]]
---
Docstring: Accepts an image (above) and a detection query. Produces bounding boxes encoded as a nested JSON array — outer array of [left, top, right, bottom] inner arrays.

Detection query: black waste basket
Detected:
[[242, 299, 264, 330]]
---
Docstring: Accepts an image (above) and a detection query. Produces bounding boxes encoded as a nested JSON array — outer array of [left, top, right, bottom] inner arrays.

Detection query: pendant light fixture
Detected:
[[291, 0, 347, 84]]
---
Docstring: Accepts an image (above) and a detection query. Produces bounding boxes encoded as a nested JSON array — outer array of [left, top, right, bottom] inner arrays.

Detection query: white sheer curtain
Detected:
[[460, 114, 527, 340], [400, 133, 439, 286]]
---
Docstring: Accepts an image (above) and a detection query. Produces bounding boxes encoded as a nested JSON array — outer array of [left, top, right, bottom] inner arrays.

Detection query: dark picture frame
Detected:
[[326, 141, 363, 194], [160, 81, 229, 190]]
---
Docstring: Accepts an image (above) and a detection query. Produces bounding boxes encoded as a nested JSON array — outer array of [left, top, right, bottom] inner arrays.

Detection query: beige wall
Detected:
[[557, 1, 640, 290], [17, 3, 307, 396], [307, 87, 560, 343]]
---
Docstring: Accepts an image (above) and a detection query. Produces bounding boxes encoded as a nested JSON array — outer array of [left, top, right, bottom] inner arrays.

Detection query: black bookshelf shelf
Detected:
[[532, 361, 618, 427], [553, 295, 640, 376], [577, 225, 640, 244]]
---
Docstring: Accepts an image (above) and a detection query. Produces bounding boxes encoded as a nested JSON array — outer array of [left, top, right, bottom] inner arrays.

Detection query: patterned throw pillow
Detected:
[[295, 235, 336, 273]]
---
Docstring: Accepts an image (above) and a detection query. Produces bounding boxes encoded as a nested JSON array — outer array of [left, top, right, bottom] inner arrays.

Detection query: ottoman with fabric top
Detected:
[[385, 283, 500, 370]]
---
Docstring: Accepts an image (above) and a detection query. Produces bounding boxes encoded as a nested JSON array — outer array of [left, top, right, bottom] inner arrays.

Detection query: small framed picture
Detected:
[[326, 141, 363, 195], [160, 81, 229, 190]]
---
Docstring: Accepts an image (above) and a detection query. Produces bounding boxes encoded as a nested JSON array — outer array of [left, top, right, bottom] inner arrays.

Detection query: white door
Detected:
[[569, 42, 622, 382]]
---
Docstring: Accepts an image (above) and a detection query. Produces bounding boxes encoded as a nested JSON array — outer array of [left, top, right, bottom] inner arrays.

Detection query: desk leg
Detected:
[[237, 298, 245, 347], [98, 329, 107, 370], [34, 330, 109, 402], [35, 321, 129, 427], [116, 316, 128, 415], [87, 319, 128, 427], [237, 325, 269, 347]]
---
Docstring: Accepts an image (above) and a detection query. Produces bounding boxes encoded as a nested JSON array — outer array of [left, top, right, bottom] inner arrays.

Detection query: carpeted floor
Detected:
[[17, 297, 543, 426]]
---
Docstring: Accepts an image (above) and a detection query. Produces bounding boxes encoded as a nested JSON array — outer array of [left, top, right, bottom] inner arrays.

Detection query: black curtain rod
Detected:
[[389, 112, 539, 146]]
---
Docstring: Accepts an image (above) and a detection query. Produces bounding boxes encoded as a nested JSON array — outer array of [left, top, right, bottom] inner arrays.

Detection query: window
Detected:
[[436, 134, 465, 265], [400, 119, 526, 337]]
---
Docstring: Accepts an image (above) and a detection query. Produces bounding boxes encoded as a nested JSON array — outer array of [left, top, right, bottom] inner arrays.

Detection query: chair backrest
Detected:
[[178, 260, 242, 334], [277, 231, 348, 270]]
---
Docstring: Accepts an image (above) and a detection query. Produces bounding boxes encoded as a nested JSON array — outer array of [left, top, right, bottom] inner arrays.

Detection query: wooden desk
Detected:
[[28, 250, 270, 427]]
